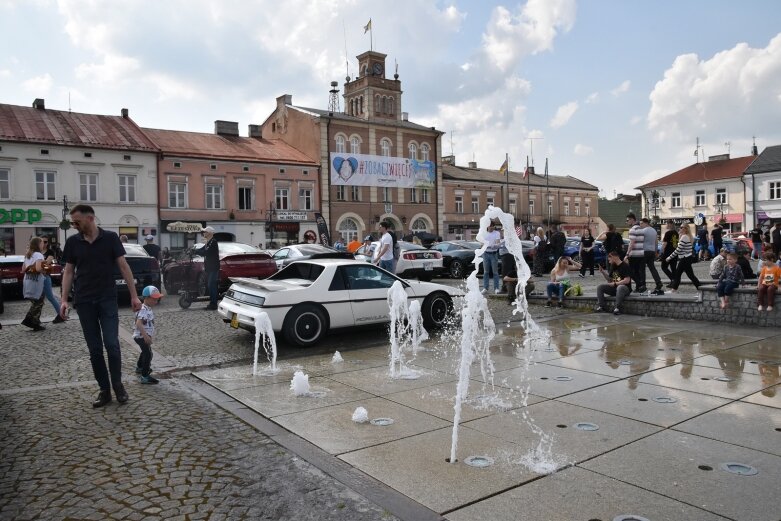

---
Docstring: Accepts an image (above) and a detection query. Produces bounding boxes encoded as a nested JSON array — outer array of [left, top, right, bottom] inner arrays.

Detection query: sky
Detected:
[[2, 0, 781, 197]]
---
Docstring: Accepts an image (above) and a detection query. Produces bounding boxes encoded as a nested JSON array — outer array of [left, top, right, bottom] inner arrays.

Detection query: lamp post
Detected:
[[715, 201, 725, 225], [59, 195, 70, 243], [647, 189, 665, 228]]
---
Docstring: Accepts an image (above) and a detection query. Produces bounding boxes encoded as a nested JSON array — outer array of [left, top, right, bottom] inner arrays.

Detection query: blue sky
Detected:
[[2, 0, 780, 197]]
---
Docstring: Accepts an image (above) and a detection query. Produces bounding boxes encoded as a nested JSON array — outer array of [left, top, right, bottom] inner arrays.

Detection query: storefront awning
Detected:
[[722, 213, 743, 224]]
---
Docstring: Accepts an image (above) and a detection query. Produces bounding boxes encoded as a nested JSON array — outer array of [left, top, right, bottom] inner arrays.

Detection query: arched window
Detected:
[[338, 218, 359, 243], [375, 95, 381, 113], [381, 96, 387, 113], [388, 97, 395, 115], [380, 138, 391, 157], [335, 135, 346, 153], [408, 142, 417, 160], [350, 136, 361, 154], [412, 218, 428, 234], [349, 99, 355, 116], [359, 96, 363, 114], [420, 143, 430, 161]]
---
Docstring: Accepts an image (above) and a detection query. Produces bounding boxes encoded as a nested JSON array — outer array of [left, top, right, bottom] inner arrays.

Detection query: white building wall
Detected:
[[0, 141, 158, 253], [745, 171, 781, 228], [642, 178, 746, 231]]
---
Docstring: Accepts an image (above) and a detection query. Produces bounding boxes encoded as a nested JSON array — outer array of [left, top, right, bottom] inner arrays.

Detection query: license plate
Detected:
[[2, 278, 16, 284], [423, 262, 433, 271], [230, 313, 239, 329]]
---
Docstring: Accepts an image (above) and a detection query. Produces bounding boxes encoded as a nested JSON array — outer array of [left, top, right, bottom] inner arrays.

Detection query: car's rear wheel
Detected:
[[422, 292, 453, 329], [283, 304, 327, 347], [450, 259, 465, 278]]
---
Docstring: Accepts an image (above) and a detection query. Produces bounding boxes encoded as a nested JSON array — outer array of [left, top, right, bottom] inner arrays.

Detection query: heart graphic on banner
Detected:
[[333, 157, 358, 182]]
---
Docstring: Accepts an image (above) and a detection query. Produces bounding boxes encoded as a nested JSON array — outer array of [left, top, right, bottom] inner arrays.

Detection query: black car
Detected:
[[118, 243, 162, 297], [430, 241, 480, 278]]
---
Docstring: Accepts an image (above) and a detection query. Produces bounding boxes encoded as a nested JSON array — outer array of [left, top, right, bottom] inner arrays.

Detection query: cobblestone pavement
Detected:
[[0, 259, 725, 520]]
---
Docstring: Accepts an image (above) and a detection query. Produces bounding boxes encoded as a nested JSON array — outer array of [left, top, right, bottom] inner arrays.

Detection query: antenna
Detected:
[[724, 141, 731, 154], [449, 131, 454, 156], [525, 136, 543, 166], [68, 91, 71, 112], [343, 20, 349, 80], [328, 81, 340, 113], [694, 137, 703, 163]]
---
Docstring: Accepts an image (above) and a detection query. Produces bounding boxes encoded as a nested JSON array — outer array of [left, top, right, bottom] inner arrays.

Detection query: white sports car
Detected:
[[217, 258, 462, 347]]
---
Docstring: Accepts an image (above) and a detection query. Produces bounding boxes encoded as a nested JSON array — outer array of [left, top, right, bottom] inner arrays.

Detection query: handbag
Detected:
[[23, 272, 45, 300]]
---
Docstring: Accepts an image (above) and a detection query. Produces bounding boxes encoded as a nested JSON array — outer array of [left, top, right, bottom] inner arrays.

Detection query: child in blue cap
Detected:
[[133, 285, 163, 384]]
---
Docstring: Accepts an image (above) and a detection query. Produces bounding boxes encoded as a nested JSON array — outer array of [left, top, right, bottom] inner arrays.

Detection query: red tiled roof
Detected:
[[638, 155, 756, 189], [142, 127, 317, 165], [0, 103, 158, 152]]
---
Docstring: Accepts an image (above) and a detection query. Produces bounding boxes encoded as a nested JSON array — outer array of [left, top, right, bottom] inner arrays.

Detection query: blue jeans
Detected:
[[75, 296, 121, 391], [379, 259, 394, 272], [546, 282, 566, 301], [483, 252, 500, 291], [43, 276, 60, 314], [207, 270, 219, 307], [753, 242, 762, 259], [716, 280, 739, 297]]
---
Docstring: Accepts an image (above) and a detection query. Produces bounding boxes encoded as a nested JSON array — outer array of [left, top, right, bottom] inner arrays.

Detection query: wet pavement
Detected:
[[1, 269, 779, 520]]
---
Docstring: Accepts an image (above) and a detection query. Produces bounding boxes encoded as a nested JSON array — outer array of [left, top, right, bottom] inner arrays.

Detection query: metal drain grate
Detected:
[[370, 417, 395, 426], [464, 455, 494, 468], [720, 462, 758, 476]]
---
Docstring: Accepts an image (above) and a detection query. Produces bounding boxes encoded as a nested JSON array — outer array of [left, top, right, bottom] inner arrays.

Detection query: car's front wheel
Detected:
[[450, 259, 465, 278], [422, 292, 453, 329], [283, 304, 328, 347]]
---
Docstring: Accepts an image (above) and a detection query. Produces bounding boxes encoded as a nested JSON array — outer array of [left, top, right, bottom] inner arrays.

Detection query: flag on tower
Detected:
[[364, 19, 372, 33], [498, 157, 508, 175]]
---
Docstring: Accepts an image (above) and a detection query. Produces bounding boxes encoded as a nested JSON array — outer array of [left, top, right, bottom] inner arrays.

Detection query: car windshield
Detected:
[[123, 243, 151, 257], [295, 245, 338, 255]]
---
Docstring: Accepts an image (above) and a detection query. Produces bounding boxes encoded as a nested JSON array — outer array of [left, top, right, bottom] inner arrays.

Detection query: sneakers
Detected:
[[480, 288, 488, 295], [113, 383, 129, 404], [205, 304, 218, 310], [92, 390, 112, 408], [613, 307, 621, 316], [651, 289, 665, 296], [758, 305, 764, 311], [52, 314, 66, 324], [135, 366, 143, 375], [557, 301, 564, 308], [768, 306, 774, 312], [545, 300, 552, 308], [594, 306, 606, 313], [139, 375, 159, 385], [578, 273, 585, 278], [494, 288, 502, 295]]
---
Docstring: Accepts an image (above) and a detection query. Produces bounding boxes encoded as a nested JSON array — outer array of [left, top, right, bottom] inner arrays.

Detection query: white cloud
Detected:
[[22, 73, 53, 94], [585, 92, 599, 104], [648, 33, 781, 142], [630, 115, 642, 125], [610, 80, 630, 96], [550, 101, 578, 128], [574, 143, 593, 155], [0, 69, 11, 78]]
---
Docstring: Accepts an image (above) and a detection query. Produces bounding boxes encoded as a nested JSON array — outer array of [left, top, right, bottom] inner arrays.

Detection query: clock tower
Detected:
[[343, 50, 403, 121]]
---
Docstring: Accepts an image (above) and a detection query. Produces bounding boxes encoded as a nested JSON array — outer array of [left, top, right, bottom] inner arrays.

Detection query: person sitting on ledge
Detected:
[[716, 252, 744, 310], [595, 250, 633, 316], [757, 252, 781, 312]]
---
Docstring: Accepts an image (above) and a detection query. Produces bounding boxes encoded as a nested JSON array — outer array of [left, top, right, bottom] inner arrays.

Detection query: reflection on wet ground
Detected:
[[195, 313, 781, 520]]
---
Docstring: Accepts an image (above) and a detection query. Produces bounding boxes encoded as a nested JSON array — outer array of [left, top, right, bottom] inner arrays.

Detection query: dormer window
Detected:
[[123, 154, 131, 161], [40, 149, 49, 155]]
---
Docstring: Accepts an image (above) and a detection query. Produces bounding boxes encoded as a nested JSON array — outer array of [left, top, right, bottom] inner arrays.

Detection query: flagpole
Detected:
[[526, 155, 530, 236], [545, 158, 551, 231], [370, 22, 373, 51], [504, 152, 509, 212]]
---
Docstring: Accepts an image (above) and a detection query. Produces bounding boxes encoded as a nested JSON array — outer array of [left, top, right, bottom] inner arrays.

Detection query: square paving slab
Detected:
[[272, 396, 450, 454], [582, 430, 781, 521], [446, 466, 727, 521], [485, 363, 618, 399], [383, 381, 545, 422], [290, 349, 389, 377], [193, 363, 307, 391], [409, 350, 526, 375], [635, 362, 773, 399], [462, 400, 660, 464], [559, 381, 730, 427], [741, 384, 781, 409], [326, 365, 457, 395], [339, 426, 537, 514], [541, 348, 675, 378], [227, 376, 373, 417], [674, 401, 781, 456]]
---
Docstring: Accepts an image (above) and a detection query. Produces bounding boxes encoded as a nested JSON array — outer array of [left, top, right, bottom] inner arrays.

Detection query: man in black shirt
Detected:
[[697, 227, 710, 261], [194, 226, 219, 310], [596, 250, 632, 315], [772, 222, 781, 258], [711, 223, 723, 254], [660, 222, 679, 281], [60, 204, 141, 408], [143, 234, 162, 261]]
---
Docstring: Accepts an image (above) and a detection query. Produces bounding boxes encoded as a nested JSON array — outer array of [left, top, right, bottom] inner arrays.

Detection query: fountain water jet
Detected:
[[252, 312, 277, 375], [387, 280, 429, 378]]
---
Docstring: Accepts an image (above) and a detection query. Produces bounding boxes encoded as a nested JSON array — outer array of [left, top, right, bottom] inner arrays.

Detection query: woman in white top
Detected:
[[546, 256, 572, 308], [666, 223, 701, 292], [22, 236, 46, 331]]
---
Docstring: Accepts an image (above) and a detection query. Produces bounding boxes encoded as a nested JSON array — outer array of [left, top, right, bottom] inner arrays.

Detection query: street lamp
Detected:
[[647, 189, 666, 225], [266, 202, 276, 247], [715, 201, 725, 224]]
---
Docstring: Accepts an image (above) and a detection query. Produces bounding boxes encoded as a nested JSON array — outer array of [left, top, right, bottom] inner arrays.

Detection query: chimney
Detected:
[[442, 155, 455, 165], [752, 144, 759, 156], [121, 108, 129, 118], [468, 161, 477, 168], [401, 111, 409, 121], [32, 98, 45, 110], [248, 124, 262, 138], [277, 94, 292, 109], [214, 120, 239, 136], [707, 153, 730, 162]]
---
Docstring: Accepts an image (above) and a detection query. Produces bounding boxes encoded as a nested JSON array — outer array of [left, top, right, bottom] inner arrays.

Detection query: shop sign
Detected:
[[0, 208, 42, 224], [276, 211, 308, 221], [166, 221, 204, 233]]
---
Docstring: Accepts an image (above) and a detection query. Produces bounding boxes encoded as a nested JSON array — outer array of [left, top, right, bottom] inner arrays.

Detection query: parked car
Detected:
[[0, 254, 62, 297], [354, 241, 444, 281], [163, 242, 276, 297], [429, 241, 478, 278], [693, 236, 737, 257], [271, 244, 353, 270], [119, 243, 162, 298], [218, 258, 462, 346], [570, 240, 608, 267]]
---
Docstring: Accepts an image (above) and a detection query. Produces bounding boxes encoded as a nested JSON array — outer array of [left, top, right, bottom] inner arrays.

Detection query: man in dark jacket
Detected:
[[194, 226, 219, 310], [549, 225, 566, 260], [773, 222, 781, 258]]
